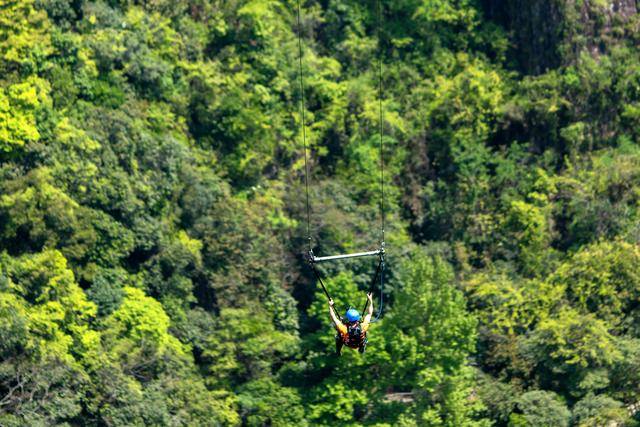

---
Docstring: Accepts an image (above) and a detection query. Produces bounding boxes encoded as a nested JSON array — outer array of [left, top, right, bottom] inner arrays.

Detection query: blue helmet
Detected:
[[345, 308, 361, 322]]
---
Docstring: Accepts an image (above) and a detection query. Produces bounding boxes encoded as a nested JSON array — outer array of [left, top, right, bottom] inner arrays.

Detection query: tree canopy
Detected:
[[1, 0, 640, 425]]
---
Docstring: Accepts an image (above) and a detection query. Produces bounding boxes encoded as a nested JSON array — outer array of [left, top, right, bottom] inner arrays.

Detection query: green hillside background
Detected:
[[1, 0, 640, 425]]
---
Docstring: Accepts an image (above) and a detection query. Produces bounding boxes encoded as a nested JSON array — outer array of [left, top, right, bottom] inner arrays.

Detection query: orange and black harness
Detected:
[[337, 321, 369, 348]]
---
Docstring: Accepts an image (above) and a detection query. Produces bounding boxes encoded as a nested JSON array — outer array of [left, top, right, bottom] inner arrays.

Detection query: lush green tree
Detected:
[[522, 308, 621, 397], [550, 240, 640, 332], [509, 390, 570, 427], [0, 77, 49, 153], [571, 393, 628, 427], [237, 377, 306, 426], [384, 252, 485, 426], [475, 372, 520, 426], [201, 307, 299, 389], [465, 272, 560, 379], [0, 250, 96, 424], [553, 144, 640, 248], [0, 0, 52, 73]]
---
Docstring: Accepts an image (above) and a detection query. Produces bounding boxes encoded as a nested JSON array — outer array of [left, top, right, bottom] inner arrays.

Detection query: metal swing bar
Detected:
[[309, 247, 384, 263]]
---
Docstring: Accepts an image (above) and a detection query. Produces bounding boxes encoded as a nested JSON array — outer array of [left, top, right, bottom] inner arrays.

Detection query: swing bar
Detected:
[[310, 249, 383, 263]]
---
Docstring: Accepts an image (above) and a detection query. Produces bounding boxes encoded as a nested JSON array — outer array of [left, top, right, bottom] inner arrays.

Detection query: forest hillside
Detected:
[[1, 0, 640, 426]]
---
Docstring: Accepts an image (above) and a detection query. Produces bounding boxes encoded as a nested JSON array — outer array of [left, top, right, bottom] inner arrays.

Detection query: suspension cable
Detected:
[[372, 0, 385, 322], [296, 0, 312, 252], [377, 0, 385, 248], [360, 0, 386, 322]]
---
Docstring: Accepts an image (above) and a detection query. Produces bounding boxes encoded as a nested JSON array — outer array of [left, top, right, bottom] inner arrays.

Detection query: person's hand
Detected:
[[329, 298, 334, 307], [367, 292, 373, 301]]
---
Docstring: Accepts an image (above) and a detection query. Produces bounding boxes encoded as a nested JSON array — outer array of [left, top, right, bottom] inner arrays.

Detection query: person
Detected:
[[329, 292, 373, 355]]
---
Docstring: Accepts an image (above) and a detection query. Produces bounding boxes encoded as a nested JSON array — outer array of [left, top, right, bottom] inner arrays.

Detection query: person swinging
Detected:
[[329, 292, 374, 355], [295, 0, 387, 357]]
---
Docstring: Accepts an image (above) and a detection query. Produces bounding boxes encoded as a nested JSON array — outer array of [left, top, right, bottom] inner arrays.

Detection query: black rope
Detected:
[[309, 259, 341, 318], [309, 260, 330, 301], [362, 257, 382, 313], [296, 0, 312, 252], [361, 253, 385, 322], [373, 259, 384, 322]]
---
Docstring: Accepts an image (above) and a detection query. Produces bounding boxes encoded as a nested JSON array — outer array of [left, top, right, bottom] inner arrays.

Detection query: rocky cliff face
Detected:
[[481, 0, 638, 74]]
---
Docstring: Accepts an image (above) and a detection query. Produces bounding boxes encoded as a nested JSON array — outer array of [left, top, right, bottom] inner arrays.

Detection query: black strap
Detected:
[[309, 257, 341, 319], [362, 254, 385, 322], [362, 257, 383, 313], [309, 259, 331, 300]]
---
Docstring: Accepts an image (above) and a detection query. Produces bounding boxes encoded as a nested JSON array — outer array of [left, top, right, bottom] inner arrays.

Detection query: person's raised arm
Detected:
[[328, 299, 341, 328], [362, 292, 374, 326]]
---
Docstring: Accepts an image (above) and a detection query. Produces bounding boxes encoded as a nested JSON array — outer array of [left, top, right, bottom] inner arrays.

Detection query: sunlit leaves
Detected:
[[550, 240, 640, 331], [523, 308, 622, 395], [465, 273, 559, 337], [0, 77, 50, 152], [103, 286, 185, 359], [0, 0, 52, 73]]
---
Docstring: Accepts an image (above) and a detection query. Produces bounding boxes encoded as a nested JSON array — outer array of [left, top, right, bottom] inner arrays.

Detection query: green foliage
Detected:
[[202, 307, 299, 389], [238, 378, 306, 426], [475, 372, 520, 425], [509, 390, 570, 427], [554, 143, 640, 247], [0, 0, 52, 73], [0, 77, 49, 152], [465, 272, 559, 379], [0, 250, 96, 424], [103, 286, 185, 359], [390, 253, 476, 379], [384, 252, 483, 426], [467, 273, 558, 337], [523, 308, 621, 396], [2, 250, 97, 360], [0, 0, 639, 424], [0, 358, 85, 426], [86, 267, 127, 317], [571, 393, 628, 427], [550, 240, 640, 331]]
